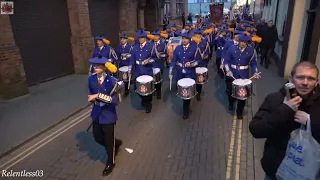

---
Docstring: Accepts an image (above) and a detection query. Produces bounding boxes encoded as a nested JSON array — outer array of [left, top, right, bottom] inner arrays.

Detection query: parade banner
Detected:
[[210, 3, 224, 23]]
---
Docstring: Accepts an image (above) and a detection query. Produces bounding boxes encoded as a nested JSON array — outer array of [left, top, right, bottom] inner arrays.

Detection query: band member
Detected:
[[116, 34, 133, 96], [223, 34, 261, 119], [181, 22, 193, 34], [203, 25, 215, 60], [169, 32, 201, 119], [128, 29, 155, 113], [171, 24, 179, 37], [215, 28, 228, 77], [88, 56, 122, 176], [90, 36, 118, 76], [192, 29, 210, 101], [152, 30, 168, 99]]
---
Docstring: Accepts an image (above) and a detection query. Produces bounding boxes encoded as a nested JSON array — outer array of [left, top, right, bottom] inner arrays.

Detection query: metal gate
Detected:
[[88, 0, 120, 48], [10, 0, 74, 86]]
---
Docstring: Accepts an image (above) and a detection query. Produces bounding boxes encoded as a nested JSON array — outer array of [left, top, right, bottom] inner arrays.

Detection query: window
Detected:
[[176, 0, 184, 16], [164, 0, 171, 16]]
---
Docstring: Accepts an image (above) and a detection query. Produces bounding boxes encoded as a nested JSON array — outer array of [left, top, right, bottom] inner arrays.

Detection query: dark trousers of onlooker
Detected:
[[261, 46, 273, 68]]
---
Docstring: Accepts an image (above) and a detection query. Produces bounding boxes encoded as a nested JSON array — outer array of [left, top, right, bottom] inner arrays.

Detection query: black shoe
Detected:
[[102, 164, 114, 176], [237, 115, 243, 120], [146, 104, 152, 113], [183, 113, 189, 120], [228, 104, 233, 111], [157, 95, 161, 99]]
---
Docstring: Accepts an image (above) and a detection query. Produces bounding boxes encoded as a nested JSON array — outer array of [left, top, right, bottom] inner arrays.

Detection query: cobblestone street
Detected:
[[0, 62, 266, 180]]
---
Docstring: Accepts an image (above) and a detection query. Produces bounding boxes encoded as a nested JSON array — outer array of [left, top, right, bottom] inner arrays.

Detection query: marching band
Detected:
[[87, 18, 263, 176]]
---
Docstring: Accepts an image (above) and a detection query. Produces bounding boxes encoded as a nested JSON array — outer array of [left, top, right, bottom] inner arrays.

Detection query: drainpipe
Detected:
[[274, 0, 280, 24]]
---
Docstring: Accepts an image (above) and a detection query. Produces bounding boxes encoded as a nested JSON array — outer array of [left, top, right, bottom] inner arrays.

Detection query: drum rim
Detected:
[[136, 75, 153, 82], [177, 78, 196, 85], [232, 79, 252, 85]]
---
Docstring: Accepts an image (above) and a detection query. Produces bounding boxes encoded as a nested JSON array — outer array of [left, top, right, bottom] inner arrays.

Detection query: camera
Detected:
[[285, 82, 297, 99]]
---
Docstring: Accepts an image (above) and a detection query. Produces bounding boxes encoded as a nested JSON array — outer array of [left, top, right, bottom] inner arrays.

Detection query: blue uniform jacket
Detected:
[[88, 74, 120, 124], [215, 36, 227, 58], [90, 45, 118, 73], [169, 43, 201, 81], [129, 42, 154, 77], [221, 40, 237, 65], [223, 45, 258, 79], [192, 40, 210, 68], [151, 40, 168, 70], [116, 43, 132, 67]]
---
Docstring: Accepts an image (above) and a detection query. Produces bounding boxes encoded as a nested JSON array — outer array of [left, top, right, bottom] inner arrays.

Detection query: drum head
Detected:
[[119, 66, 129, 72], [196, 67, 208, 73], [232, 79, 252, 85], [136, 75, 153, 83], [153, 68, 160, 74], [178, 78, 196, 87]]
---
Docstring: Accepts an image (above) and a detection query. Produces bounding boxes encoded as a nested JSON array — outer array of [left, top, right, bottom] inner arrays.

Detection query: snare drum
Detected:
[[231, 79, 253, 100], [195, 67, 209, 84], [119, 66, 129, 82], [135, 75, 155, 96], [176, 78, 197, 100], [153, 68, 163, 84]]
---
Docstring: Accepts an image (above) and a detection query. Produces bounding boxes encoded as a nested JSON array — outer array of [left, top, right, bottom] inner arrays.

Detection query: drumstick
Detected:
[[249, 72, 261, 80], [128, 75, 131, 89], [169, 77, 172, 91]]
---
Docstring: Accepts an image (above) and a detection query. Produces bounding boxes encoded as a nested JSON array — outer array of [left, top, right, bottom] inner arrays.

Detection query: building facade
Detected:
[[163, 0, 188, 25], [262, 0, 320, 78], [0, 0, 165, 99]]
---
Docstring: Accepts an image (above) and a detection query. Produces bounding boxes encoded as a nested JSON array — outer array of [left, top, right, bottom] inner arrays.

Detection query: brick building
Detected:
[[0, 0, 168, 99]]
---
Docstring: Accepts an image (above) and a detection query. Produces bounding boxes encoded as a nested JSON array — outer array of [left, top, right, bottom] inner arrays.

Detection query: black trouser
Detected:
[[139, 94, 152, 108], [155, 83, 162, 97], [196, 84, 202, 97], [226, 77, 246, 115], [134, 82, 153, 109], [261, 46, 273, 68], [209, 44, 214, 59], [183, 99, 191, 115], [216, 58, 224, 76], [93, 122, 120, 166], [124, 81, 129, 94]]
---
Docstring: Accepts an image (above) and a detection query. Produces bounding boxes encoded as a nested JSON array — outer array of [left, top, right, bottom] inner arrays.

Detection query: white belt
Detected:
[[95, 101, 106, 107], [231, 65, 249, 70], [136, 61, 144, 65], [217, 47, 224, 50]]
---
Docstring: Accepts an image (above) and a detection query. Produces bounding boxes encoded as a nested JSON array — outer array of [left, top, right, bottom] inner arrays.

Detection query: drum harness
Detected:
[[196, 42, 210, 60], [152, 42, 166, 60]]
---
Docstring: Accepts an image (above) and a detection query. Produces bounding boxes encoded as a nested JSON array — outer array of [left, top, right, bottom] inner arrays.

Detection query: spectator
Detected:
[[260, 20, 278, 68], [249, 61, 320, 180], [163, 15, 169, 31], [187, 13, 192, 24], [182, 12, 186, 28]]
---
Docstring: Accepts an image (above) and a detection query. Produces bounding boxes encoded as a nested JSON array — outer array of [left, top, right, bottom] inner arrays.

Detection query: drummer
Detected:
[[192, 28, 210, 101], [128, 29, 155, 113], [151, 30, 168, 99], [223, 33, 261, 119], [215, 28, 228, 78], [116, 34, 133, 96], [169, 32, 201, 119]]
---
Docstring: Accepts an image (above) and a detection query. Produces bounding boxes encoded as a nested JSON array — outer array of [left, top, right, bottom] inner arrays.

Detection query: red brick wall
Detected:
[[67, 0, 94, 74], [0, 16, 29, 99], [119, 0, 138, 38]]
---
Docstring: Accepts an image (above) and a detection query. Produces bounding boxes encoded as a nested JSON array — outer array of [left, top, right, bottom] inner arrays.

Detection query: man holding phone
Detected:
[[249, 61, 320, 180]]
